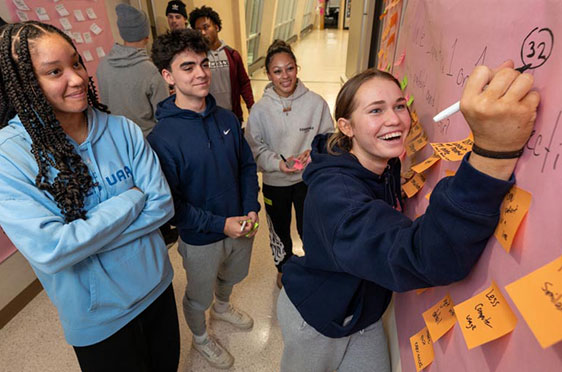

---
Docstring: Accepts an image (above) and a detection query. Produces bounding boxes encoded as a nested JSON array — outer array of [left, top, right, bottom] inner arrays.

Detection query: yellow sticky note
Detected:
[[505, 255, 562, 348], [424, 192, 431, 201], [494, 186, 532, 252], [422, 294, 457, 342], [410, 327, 434, 371], [431, 135, 474, 161], [453, 281, 517, 349], [406, 120, 423, 142], [402, 173, 426, 198], [411, 153, 440, 174], [416, 288, 429, 295], [378, 49, 384, 59], [382, 24, 391, 40], [406, 132, 428, 156], [444, 170, 456, 177], [401, 75, 408, 90], [407, 95, 415, 107]]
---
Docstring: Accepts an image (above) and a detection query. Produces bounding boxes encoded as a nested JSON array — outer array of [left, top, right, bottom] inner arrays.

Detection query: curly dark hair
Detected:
[[188, 5, 222, 31], [0, 21, 108, 222], [151, 28, 210, 72], [265, 39, 297, 73]]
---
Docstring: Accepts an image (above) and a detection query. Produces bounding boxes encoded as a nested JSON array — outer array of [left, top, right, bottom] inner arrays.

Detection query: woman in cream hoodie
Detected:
[[245, 40, 334, 288]]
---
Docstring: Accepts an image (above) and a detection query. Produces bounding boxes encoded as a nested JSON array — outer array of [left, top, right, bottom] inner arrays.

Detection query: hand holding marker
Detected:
[[433, 64, 531, 122], [280, 154, 304, 171]]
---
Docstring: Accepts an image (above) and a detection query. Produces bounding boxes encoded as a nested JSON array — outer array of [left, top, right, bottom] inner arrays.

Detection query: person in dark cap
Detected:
[[166, 0, 188, 30], [97, 3, 169, 136]]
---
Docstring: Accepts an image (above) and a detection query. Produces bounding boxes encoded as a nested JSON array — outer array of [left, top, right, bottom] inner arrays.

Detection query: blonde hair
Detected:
[[327, 68, 403, 155]]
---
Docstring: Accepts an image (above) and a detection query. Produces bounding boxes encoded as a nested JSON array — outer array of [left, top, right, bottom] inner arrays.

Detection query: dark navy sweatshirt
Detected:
[[282, 134, 514, 338], [147, 94, 260, 245]]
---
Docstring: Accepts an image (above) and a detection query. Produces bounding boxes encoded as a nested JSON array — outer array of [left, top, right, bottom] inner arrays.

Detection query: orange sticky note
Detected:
[[411, 153, 441, 174], [382, 24, 391, 40], [505, 255, 562, 348], [410, 327, 434, 371], [389, 12, 398, 27], [444, 169, 456, 177], [422, 294, 457, 342], [431, 135, 474, 161], [453, 281, 517, 349], [416, 288, 429, 295], [387, 32, 396, 47], [406, 120, 424, 142], [424, 192, 431, 201], [402, 173, 426, 198], [494, 186, 532, 252], [406, 132, 428, 156]]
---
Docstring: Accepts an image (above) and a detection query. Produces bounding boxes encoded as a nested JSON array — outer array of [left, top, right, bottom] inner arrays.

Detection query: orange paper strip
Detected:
[[424, 192, 431, 201], [387, 32, 396, 47], [402, 173, 426, 198], [430, 136, 474, 161], [453, 281, 517, 349], [444, 169, 456, 177], [389, 12, 398, 27], [406, 120, 423, 142], [494, 186, 532, 252], [411, 153, 441, 174], [422, 294, 457, 342], [416, 288, 429, 295], [505, 255, 562, 348], [410, 327, 434, 371], [406, 132, 428, 156]]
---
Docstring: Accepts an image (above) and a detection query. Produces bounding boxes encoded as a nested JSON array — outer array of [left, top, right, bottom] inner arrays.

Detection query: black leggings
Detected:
[[263, 182, 307, 272], [73, 284, 180, 372]]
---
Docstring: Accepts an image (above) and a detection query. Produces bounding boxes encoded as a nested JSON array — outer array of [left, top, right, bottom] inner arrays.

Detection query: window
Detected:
[[245, 0, 264, 65], [273, 0, 298, 41]]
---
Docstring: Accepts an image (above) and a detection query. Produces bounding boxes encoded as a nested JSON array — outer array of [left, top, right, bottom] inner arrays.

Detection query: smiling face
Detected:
[[266, 52, 298, 98], [161, 48, 210, 109], [30, 33, 89, 120], [167, 13, 187, 30], [338, 77, 411, 174]]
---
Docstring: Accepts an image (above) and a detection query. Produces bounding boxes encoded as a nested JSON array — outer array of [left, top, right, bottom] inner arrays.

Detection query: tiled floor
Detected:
[[0, 28, 348, 372]]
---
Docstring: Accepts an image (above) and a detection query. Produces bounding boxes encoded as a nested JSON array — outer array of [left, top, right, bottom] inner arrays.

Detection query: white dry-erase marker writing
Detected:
[[433, 65, 531, 123], [240, 220, 247, 232]]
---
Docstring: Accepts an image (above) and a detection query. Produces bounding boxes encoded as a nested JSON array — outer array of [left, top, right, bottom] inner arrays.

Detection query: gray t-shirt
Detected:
[[208, 41, 232, 111]]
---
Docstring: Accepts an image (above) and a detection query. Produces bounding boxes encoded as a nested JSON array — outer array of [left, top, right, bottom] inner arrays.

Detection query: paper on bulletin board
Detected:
[[392, 1, 562, 371], [4, 0, 114, 86]]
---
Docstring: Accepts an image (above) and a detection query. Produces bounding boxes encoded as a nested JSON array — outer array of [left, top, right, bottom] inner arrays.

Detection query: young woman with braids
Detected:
[[277, 65, 539, 371], [0, 22, 179, 371], [245, 40, 333, 288]]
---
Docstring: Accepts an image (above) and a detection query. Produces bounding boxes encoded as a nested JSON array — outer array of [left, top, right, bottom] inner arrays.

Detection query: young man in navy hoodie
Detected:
[[148, 29, 260, 370]]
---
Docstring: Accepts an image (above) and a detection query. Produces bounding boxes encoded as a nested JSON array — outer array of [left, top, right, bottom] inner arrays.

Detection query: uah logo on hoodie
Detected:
[[105, 166, 133, 186]]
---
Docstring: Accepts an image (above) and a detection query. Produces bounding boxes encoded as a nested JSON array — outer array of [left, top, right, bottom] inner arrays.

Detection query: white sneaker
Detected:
[[211, 304, 254, 329], [192, 336, 234, 369]]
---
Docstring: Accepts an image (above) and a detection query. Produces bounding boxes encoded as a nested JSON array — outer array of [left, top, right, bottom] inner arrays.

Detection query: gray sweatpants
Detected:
[[178, 236, 253, 336], [277, 288, 391, 372]]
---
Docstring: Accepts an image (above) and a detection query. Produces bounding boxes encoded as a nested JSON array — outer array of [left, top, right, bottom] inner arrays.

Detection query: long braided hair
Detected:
[[0, 21, 108, 222]]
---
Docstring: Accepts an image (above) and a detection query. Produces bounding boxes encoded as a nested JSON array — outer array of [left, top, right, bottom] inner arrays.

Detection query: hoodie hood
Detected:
[[106, 43, 150, 68], [304, 133, 402, 208], [262, 79, 309, 104], [7, 107, 108, 147], [155, 94, 218, 121]]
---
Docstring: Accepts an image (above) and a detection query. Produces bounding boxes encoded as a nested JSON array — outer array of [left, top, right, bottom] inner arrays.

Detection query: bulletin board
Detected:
[[388, 1, 562, 371], [5, 0, 114, 83], [0, 0, 114, 264]]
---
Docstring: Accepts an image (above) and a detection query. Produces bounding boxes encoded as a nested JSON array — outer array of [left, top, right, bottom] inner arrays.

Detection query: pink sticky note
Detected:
[[395, 52, 406, 66], [292, 158, 304, 170]]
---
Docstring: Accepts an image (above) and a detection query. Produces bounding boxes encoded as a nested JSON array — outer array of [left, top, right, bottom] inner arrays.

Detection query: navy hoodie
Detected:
[[282, 134, 514, 338], [148, 94, 260, 245]]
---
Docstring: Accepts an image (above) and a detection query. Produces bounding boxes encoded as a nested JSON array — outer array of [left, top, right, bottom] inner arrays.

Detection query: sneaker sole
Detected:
[[193, 344, 234, 369]]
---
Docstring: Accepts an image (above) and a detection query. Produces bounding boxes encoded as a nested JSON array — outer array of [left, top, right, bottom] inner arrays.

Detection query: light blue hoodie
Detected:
[[0, 108, 174, 346]]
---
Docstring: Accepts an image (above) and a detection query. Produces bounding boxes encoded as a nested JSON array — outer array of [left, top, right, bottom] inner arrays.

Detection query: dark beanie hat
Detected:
[[166, 1, 187, 18], [116, 4, 149, 42]]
